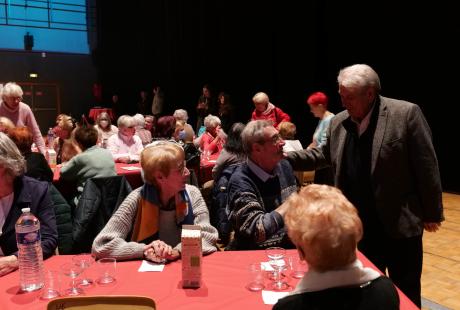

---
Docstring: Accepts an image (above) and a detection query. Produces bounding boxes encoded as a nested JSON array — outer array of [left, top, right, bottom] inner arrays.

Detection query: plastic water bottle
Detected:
[[15, 208, 44, 292], [47, 127, 55, 148]]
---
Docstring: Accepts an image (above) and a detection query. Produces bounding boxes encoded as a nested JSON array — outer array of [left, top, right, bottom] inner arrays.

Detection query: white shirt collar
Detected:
[[291, 259, 381, 295], [351, 102, 376, 136], [247, 158, 274, 182]]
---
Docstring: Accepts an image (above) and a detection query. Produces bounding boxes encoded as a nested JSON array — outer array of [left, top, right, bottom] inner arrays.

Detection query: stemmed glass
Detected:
[[265, 247, 289, 291], [72, 253, 95, 288], [60, 262, 84, 296]]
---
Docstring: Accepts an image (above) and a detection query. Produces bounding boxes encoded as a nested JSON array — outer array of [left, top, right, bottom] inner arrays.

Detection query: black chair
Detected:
[[72, 175, 132, 253], [49, 183, 74, 254]]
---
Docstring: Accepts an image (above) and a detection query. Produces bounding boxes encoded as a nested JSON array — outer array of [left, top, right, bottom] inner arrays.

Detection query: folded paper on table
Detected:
[[262, 290, 290, 305], [121, 166, 143, 171], [138, 260, 165, 272]]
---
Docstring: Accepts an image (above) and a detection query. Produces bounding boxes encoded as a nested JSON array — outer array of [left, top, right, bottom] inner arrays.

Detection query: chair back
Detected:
[[72, 175, 132, 253], [47, 295, 156, 310], [48, 183, 73, 254]]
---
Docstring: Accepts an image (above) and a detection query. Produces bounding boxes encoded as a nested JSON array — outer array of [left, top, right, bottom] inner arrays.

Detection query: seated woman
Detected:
[[150, 115, 177, 144], [107, 115, 144, 163], [0, 132, 57, 276], [251, 92, 290, 129], [198, 114, 225, 156], [144, 115, 156, 137], [8, 126, 53, 182], [94, 111, 118, 143], [92, 142, 218, 262], [173, 109, 195, 140], [273, 184, 399, 310], [212, 122, 246, 181], [52, 114, 80, 163], [133, 113, 152, 146], [59, 125, 116, 205]]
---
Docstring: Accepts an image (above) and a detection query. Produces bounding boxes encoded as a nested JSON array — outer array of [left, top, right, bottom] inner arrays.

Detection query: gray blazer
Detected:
[[288, 96, 444, 238]]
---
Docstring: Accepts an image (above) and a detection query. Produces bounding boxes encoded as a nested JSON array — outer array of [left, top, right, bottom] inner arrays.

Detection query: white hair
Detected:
[[173, 109, 189, 122], [117, 115, 136, 128], [337, 64, 381, 92], [133, 113, 146, 127], [204, 114, 221, 129], [1, 82, 23, 100]]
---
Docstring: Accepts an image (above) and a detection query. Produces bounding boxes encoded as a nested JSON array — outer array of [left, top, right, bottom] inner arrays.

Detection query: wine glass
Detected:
[[60, 262, 84, 296], [72, 253, 95, 288], [265, 247, 289, 291]]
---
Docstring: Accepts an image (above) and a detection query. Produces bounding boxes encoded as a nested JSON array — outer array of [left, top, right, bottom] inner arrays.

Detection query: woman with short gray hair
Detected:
[[199, 114, 225, 156], [107, 115, 144, 163], [173, 109, 195, 141], [0, 82, 46, 154]]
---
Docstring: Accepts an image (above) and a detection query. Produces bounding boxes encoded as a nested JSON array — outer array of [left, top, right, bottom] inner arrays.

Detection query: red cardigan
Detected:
[[251, 106, 291, 128]]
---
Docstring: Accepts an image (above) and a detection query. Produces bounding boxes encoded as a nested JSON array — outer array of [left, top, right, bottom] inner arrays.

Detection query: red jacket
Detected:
[[251, 106, 291, 128]]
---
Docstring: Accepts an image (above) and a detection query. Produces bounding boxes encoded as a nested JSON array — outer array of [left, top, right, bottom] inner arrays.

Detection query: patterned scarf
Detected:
[[261, 102, 275, 116], [131, 183, 194, 243]]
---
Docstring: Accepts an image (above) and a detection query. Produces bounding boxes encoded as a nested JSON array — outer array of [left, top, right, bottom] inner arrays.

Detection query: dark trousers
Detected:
[[358, 233, 423, 309]]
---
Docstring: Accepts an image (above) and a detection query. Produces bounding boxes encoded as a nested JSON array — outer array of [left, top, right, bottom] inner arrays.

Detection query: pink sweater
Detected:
[[0, 101, 46, 154]]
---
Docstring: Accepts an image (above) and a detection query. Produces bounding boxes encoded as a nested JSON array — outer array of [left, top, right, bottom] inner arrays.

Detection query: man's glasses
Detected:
[[262, 134, 283, 145]]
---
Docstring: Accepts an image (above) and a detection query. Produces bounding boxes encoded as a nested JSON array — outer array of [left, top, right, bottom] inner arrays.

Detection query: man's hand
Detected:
[[275, 201, 290, 217], [424, 222, 441, 232], [0, 255, 19, 277]]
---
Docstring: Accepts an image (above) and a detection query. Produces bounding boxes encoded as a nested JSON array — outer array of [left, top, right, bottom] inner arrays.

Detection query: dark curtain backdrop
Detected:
[[94, 0, 460, 192]]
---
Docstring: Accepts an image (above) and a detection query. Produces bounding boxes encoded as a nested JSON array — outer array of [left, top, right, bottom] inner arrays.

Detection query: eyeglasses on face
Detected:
[[263, 133, 282, 145]]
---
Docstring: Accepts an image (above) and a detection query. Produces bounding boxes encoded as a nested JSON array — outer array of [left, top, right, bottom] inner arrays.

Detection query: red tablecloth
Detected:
[[199, 153, 219, 185], [53, 163, 143, 190], [0, 250, 417, 310], [88, 108, 114, 122]]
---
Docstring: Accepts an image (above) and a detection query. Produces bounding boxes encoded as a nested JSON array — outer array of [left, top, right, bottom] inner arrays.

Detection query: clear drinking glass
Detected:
[[60, 262, 84, 296], [72, 253, 95, 288], [40, 269, 61, 300], [265, 247, 289, 291], [246, 262, 265, 292], [96, 257, 117, 285]]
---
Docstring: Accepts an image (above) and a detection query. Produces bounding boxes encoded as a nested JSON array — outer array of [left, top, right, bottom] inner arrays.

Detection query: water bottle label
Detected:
[[16, 231, 41, 245]]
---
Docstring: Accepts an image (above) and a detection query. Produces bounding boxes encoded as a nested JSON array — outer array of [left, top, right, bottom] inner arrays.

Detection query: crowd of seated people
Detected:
[[60, 125, 117, 206], [1, 77, 428, 308]]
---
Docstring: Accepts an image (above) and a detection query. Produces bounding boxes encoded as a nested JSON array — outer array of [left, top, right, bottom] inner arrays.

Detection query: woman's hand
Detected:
[[0, 255, 19, 277], [143, 240, 179, 263]]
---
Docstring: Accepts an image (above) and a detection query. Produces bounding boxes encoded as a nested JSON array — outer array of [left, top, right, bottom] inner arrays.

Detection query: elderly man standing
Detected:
[[286, 64, 444, 308], [226, 120, 298, 250]]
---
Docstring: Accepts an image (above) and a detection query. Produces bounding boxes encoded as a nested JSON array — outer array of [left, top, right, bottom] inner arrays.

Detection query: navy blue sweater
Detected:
[[227, 159, 298, 250]]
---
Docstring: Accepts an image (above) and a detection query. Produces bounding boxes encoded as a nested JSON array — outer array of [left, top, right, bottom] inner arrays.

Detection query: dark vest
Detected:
[[340, 102, 383, 235]]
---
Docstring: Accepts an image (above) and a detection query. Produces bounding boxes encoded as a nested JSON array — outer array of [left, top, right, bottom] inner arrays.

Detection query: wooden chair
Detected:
[[47, 295, 156, 310]]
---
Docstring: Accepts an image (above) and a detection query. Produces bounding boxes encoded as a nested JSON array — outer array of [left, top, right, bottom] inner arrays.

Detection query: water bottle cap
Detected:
[[21, 207, 31, 213]]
